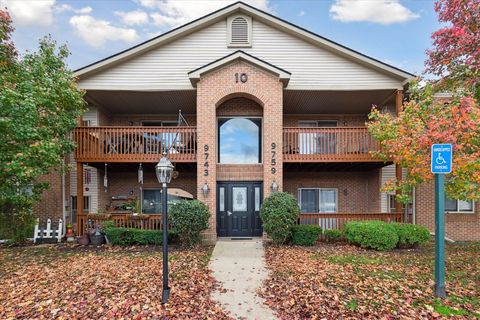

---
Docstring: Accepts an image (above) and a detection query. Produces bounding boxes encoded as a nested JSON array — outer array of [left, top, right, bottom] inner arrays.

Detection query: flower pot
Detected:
[[78, 234, 90, 246]]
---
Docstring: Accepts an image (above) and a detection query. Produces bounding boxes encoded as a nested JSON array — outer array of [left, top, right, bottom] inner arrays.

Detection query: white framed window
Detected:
[[227, 15, 252, 47], [445, 197, 475, 213], [298, 188, 338, 213]]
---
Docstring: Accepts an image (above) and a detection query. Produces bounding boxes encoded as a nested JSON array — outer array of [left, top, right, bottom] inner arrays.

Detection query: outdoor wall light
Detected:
[[202, 182, 209, 197], [271, 180, 279, 193]]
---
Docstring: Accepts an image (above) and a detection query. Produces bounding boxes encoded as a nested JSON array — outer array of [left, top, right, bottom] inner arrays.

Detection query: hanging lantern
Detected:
[[103, 163, 108, 191], [138, 163, 144, 184]]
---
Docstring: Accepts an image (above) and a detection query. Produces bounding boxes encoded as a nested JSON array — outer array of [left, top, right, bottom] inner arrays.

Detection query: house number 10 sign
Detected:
[[235, 73, 248, 83]]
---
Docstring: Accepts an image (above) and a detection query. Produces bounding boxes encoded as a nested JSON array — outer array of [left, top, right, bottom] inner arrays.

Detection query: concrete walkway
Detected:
[[209, 239, 277, 320]]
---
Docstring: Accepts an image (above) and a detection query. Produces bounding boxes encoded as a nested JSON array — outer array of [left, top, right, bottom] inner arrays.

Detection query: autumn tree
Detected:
[[367, 0, 480, 203], [0, 10, 85, 241]]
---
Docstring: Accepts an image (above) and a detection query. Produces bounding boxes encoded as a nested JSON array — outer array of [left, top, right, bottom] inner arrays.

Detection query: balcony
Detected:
[[282, 127, 381, 162], [74, 126, 197, 163]]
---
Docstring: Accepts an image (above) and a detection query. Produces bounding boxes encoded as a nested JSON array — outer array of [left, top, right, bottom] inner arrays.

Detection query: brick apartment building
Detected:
[[35, 2, 478, 242]]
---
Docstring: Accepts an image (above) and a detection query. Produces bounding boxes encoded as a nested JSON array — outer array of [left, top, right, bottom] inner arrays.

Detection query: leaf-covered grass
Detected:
[[260, 242, 480, 319], [0, 245, 229, 319]]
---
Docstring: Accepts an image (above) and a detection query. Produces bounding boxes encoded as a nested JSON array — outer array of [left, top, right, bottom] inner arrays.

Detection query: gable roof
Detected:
[[75, 1, 415, 82], [188, 50, 291, 87]]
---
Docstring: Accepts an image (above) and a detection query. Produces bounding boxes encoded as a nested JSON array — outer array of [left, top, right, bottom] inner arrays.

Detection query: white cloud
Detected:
[[0, 0, 56, 26], [56, 4, 92, 14], [142, 0, 270, 28], [69, 15, 139, 47], [115, 10, 149, 26], [298, 10, 305, 17], [330, 0, 419, 24]]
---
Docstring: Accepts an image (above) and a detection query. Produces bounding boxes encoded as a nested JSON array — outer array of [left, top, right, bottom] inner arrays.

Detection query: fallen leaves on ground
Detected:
[[259, 242, 480, 319], [0, 245, 230, 319]]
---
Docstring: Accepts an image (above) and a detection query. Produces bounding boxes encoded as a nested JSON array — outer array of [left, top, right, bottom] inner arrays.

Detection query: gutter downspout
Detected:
[[61, 166, 67, 235]]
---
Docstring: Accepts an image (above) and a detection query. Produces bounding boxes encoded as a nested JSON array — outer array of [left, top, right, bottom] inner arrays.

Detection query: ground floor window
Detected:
[[445, 197, 474, 213], [142, 189, 185, 213], [298, 188, 337, 213]]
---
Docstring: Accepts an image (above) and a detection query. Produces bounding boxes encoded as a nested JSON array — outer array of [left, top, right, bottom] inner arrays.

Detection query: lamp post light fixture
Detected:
[[155, 154, 174, 304]]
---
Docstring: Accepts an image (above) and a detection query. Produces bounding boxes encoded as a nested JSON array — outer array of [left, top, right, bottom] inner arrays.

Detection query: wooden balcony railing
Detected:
[[299, 212, 403, 231], [283, 127, 381, 162], [74, 126, 197, 163], [77, 213, 169, 236]]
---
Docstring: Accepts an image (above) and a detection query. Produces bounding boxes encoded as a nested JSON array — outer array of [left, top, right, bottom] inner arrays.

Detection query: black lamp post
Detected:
[[155, 155, 174, 304]]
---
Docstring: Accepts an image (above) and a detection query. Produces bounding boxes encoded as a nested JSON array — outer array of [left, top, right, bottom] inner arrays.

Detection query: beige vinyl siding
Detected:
[[380, 165, 408, 212], [78, 19, 404, 91], [70, 106, 99, 213]]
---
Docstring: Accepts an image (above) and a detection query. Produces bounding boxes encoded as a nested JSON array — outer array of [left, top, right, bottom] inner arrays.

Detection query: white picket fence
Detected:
[[33, 218, 64, 243]]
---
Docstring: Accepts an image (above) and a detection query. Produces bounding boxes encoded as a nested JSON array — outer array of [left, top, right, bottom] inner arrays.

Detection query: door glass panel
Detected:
[[254, 187, 260, 211], [232, 187, 247, 211], [219, 187, 225, 211]]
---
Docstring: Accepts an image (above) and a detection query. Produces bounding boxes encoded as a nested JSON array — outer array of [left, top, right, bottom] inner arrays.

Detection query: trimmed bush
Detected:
[[170, 200, 210, 246], [324, 229, 343, 243], [292, 225, 322, 246], [104, 227, 174, 246], [260, 192, 300, 245], [344, 221, 398, 251], [393, 223, 430, 248]]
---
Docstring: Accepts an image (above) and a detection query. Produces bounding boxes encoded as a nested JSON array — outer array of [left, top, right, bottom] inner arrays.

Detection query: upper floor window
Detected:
[[218, 117, 261, 164], [227, 15, 252, 47]]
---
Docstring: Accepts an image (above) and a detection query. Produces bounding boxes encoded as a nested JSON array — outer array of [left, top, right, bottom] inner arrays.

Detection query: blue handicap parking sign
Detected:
[[431, 144, 452, 174]]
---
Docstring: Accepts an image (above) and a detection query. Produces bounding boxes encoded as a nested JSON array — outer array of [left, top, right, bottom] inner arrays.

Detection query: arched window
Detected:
[[218, 118, 261, 164]]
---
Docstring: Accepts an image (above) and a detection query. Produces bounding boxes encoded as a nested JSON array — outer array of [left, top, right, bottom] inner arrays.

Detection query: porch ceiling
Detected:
[[283, 89, 396, 114], [85, 89, 397, 115], [86, 90, 197, 114]]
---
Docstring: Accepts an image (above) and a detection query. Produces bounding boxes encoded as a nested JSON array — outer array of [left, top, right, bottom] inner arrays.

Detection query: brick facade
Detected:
[[34, 172, 65, 225], [284, 171, 381, 213], [196, 61, 284, 243], [415, 180, 480, 241]]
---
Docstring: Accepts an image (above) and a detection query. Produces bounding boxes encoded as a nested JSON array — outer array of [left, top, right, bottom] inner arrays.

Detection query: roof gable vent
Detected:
[[227, 15, 252, 47]]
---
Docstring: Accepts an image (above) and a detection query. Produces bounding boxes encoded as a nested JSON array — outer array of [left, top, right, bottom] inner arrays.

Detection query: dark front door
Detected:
[[217, 182, 263, 237]]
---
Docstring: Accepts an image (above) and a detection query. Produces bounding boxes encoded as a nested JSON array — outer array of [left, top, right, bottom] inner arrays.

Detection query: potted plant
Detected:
[[65, 223, 75, 242], [127, 198, 150, 220], [87, 209, 112, 221]]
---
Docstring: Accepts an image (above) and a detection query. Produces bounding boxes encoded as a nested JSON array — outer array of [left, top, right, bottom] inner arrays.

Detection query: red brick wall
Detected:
[[34, 172, 64, 225], [283, 170, 381, 213], [415, 180, 480, 241], [196, 61, 284, 242]]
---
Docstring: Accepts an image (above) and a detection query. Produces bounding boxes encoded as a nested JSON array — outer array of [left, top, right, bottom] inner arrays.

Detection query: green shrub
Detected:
[[292, 224, 322, 246], [170, 200, 210, 246], [324, 229, 343, 243], [344, 221, 398, 251], [0, 207, 36, 244], [104, 227, 174, 246], [260, 192, 300, 245], [392, 223, 430, 248]]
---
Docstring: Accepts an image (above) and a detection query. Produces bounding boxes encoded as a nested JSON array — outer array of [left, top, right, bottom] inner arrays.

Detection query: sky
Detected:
[[2, 0, 442, 75]]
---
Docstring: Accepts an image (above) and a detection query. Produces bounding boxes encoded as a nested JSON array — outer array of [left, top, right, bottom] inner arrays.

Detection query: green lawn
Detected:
[[260, 242, 480, 319], [0, 245, 229, 319]]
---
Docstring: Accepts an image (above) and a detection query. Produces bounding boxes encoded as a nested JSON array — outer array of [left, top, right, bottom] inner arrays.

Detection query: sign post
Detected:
[[431, 143, 452, 299]]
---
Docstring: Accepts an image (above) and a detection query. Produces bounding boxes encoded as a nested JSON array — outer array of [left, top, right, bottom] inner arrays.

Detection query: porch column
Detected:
[[76, 162, 84, 233], [395, 90, 403, 216]]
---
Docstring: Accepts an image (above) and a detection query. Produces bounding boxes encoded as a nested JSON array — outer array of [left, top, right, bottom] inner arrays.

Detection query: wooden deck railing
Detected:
[[298, 212, 403, 230], [77, 213, 169, 236], [74, 126, 197, 163], [283, 127, 381, 162]]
